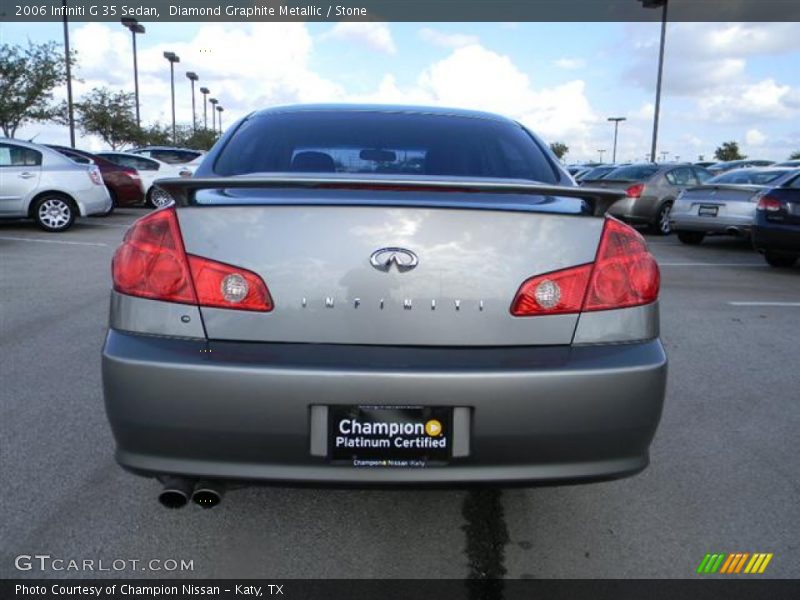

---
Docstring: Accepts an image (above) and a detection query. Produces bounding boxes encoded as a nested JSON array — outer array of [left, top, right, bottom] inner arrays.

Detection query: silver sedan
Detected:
[[670, 168, 799, 245], [0, 138, 112, 231]]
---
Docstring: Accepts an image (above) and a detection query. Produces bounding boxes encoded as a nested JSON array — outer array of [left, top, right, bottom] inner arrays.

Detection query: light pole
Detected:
[[121, 17, 145, 128], [199, 87, 210, 129], [640, 0, 668, 164], [660, 151, 669, 162], [209, 97, 218, 133], [186, 72, 198, 134], [216, 105, 224, 134], [607, 117, 626, 164], [62, 0, 75, 147], [163, 51, 180, 143], [597, 149, 606, 163]]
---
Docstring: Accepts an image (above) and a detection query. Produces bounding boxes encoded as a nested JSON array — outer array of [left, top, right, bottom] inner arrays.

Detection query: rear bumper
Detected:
[[102, 331, 667, 485], [670, 213, 754, 235], [77, 186, 112, 216], [607, 198, 656, 225], [752, 223, 800, 255]]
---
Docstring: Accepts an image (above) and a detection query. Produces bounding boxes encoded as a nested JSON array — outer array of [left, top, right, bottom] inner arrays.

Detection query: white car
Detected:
[[96, 152, 192, 208], [0, 138, 112, 232]]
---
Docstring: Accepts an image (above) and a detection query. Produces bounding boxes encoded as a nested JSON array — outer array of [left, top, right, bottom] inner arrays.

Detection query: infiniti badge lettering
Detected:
[[370, 247, 419, 272]]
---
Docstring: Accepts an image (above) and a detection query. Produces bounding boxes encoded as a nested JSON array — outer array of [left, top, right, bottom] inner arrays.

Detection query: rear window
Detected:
[[604, 165, 659, 182], [213, 111, 561, 183], [579, 166, 615, 181], [709, 169, 791, 185]]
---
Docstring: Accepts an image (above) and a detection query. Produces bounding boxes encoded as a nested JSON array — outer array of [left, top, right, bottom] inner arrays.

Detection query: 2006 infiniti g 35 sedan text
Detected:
[[102, 105, 667, 507]]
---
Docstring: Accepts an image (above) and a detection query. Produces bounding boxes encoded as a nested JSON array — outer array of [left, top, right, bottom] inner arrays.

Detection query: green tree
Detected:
[[714, 141, 746, 161], [134, 122, 173, 147], [180, 127, 219, 150], [549, 141, 569, 160], [75, 88, 139, 150], [0, 41, 75, 138], [789, 150, 800, 160]]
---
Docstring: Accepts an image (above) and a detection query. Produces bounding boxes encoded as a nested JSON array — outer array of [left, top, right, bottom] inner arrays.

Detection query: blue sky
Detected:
[[6, 21, 800, 162]]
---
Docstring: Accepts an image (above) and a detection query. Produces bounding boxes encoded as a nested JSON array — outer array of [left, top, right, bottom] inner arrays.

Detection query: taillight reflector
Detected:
[[625, 183, 644, 199], [511, 218, 659, 316], [112, 208, 272, 312], [757, 196, 782, 212]]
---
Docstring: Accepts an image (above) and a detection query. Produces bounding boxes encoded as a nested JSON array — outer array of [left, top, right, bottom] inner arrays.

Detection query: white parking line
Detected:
[[658, 262, 767, 267], [728, 302, 800, 307], [0, 235, 108, 247]]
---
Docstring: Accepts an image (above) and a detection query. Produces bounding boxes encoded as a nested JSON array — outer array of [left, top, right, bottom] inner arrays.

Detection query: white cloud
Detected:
[[554, 57, 586, 70], [418, 28, 479, 49], [745, 129, 766, 146], [320, 22, 396, 55]]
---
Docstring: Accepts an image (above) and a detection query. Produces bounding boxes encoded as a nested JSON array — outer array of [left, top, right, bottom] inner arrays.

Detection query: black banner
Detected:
[[3, 579, 800, 600], [3, 0, 800, 23]]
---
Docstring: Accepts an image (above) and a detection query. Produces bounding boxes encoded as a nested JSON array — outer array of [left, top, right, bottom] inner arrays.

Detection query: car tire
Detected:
[[764, 253, 797, 268], [33, 194, 77, 232], [677, 231, 705, 245], [146, 187, 173, 209], [653, 201, 673, 236]]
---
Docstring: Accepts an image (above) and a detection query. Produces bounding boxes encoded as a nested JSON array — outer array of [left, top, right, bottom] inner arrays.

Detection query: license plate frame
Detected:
[[698, 205, 719, 217], [328, 405, 452, 467]]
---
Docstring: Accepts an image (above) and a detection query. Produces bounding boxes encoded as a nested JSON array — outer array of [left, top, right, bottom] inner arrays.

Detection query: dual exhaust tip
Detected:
[[158, 477, 223, 509]]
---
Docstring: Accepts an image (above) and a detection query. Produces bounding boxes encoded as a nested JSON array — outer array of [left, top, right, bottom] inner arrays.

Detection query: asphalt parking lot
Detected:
[[1, 208, 798, 579]]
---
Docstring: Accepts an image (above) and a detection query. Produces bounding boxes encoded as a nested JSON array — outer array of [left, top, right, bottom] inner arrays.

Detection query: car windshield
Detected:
[[212, 111, 560, 183], [603, 165, 660, 182], [708, 169, 791, 185]]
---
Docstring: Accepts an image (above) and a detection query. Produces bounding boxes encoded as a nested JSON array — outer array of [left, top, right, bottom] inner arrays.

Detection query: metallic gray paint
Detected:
[[103, 330, 667, 484], [176, 206, 604, 346], [110, 291, 206, 339], [573, 302, 660, 345]]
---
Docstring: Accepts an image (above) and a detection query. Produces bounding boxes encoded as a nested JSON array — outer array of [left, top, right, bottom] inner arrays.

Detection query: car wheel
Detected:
[[653, 201, 673, 236], [147, 187, 173, 209], [33, 195, 76, 232], [677, 231, 705, 245], [764, 253, 797, 268]]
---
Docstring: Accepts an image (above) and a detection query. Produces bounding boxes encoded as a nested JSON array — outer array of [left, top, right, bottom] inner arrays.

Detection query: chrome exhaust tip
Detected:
[[191, 480, 224, 509], [158, 477, 194, 509]]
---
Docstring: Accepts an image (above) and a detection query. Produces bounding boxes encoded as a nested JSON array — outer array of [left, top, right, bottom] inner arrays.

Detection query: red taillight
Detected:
[[757, 196, 782, 212], [188, 255, 273, 312], [510, 218, 659, 316], [584, 218, 660, 311], [625, 183, 644, 199], [511, 264, 592, 316], [88, 166, 104, 186], [123, 170, 141, 180], [112, 208, 272, 312]]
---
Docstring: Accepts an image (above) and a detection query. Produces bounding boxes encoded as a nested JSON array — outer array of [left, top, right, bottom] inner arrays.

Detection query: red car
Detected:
[[46, 145, 145, 209]]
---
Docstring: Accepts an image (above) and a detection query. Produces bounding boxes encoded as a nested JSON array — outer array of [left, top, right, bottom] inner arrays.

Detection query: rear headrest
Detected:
[[291, 151, 336, 172]]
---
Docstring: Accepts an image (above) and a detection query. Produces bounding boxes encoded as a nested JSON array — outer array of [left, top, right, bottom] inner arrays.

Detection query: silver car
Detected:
[[670, 168, 799, 244], [0, 138, 112, 231], [102, 105, 667, 508]]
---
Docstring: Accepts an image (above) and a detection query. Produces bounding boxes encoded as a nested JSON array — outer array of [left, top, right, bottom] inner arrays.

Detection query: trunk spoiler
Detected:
[[685, 183, 766, 194], [154, 174, 625, 216]]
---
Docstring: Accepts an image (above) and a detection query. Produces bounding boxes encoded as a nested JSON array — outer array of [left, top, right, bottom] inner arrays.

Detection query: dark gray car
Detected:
[[102, 105, 667, 507], [592, 163, 713, 235]]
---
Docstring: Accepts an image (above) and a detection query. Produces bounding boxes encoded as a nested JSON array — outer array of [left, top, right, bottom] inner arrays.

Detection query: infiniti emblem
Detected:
[[370, 247, 419, 272]]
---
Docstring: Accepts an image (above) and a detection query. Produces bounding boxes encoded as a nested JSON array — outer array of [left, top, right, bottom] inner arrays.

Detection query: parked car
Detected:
[[102, 104, 666, 505], [752, 170, 800, 267], [694, 161, 717, 168], [46, 145, 145, 210], [576, 164, 616, 183], [670, 168, 798, 245], [96, 152, 192, 208], [774, 159, 800, 168], [130, 146, 204, 165], [707, 159, 775, 175], [589, 163, 713, 235], [0, 138, 111, 231]]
